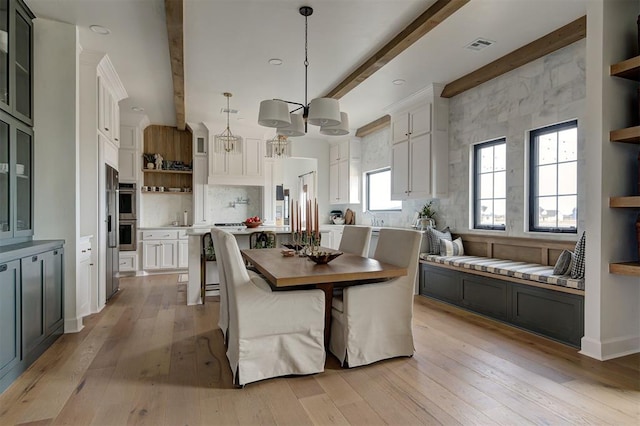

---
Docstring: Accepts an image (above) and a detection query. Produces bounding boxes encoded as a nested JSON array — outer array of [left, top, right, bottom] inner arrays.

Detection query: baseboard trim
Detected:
[[580, 334, 640, 360]]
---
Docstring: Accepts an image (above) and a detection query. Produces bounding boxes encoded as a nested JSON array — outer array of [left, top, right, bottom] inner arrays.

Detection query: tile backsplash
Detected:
[[140, 193, 193, 227], [207, 185, 263, 223]]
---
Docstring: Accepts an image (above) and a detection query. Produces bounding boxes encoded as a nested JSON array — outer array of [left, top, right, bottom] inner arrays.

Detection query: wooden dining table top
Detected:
[[240, 248, 408, 288]]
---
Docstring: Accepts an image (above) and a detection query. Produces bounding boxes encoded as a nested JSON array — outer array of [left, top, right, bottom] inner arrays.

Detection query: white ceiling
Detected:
[[25, 0, 587, 139]]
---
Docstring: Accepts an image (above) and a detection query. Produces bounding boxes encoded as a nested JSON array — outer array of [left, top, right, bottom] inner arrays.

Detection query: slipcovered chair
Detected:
[[211, 228, 326, 386], [338, 225, 372, 257], [329, 228, 422, 367]]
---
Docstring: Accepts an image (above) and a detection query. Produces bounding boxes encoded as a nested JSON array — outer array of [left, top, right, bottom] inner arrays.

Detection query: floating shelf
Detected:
[[610, 55, 640, 81], [142, 191, 192, 195], [609, 262, 640, 276], [609, 196, 640, 208], [610, 126, 640, 144], [142, 169, 192, 175]]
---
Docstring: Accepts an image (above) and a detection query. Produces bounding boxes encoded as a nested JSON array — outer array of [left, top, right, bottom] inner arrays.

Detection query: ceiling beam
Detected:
[[324, 0, 469, 100], [356, 115, 391, 137], [165, 0, 186, 130], [441, 15, 586, 99]]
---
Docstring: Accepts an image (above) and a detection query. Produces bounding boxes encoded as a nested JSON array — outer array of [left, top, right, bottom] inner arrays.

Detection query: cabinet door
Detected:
[[0, 0, 8, 113], [337, 160, 349, 204], [118, 149, 137, 183], [329, 162, 340, 204], [390, 140, 409, 200], [392, 114, 409, 144], [112, 101, 120, 146], [119, 126, 137, 150], [262, 159, 275, 223], [160, 241, 178, 269], [329, 143, 341, 163], [410, 103, 431, 137], [193, 156, 208, 225], [408, 133, 431, 199], [178, 240, 189, 269], [97, 77, 108, 137], [0, 118, 9, 239], [244, 138, 263, 177], [21, 253, 45, 355], [142, 241, 162, 269], [15, 125, 32, 236], [14, 2, 33, 124], [0, 260, 20, 380], [77, 257, 91, 319], [227, 152, 243, 176], [44, 248, 64, 336]]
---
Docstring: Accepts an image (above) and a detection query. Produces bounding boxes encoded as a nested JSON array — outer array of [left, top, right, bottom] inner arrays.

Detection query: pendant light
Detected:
[[267, 134, 290, 158], [258, 6, 349, 136], [216, 92, 242, 154]]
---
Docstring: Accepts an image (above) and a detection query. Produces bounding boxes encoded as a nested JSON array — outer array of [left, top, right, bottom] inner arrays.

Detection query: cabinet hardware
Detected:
[[32, 255, 38, 262], [54, 250, 58, 255], [0, 264, 6, 272], [105, 127, 109, 131], [90, 263, 94, 266], [82, 250, 86, 253], [87, 248, 91, 251]]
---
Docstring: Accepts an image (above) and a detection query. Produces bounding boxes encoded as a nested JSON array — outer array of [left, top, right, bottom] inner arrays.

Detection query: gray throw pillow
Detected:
[[553, 249, 573, 275], [571, 231, 586, 279], [427, 226, 452, 254]]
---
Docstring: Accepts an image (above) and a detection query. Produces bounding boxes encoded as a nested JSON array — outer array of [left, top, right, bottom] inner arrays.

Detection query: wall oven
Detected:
[[118, 183, 136, 220], [119, 219, 137, 251]]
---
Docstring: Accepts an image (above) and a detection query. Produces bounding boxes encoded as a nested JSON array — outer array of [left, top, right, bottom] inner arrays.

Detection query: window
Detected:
[[473, 139, 506, 230], [529, 120, 577, 233], [366, 168, 402, 211]]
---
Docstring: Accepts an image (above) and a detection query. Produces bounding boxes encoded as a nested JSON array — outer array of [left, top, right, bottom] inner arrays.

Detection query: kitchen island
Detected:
[[185, 226, 302, 305]]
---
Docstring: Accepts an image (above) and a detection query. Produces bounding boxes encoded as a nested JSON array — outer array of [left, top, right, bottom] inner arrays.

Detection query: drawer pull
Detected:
[[0, 264, 7, 272], [54, 250, 59, 255], [82, 250, 86, 253], [32, 255, 38, 262], [88, 248, 92, 251]]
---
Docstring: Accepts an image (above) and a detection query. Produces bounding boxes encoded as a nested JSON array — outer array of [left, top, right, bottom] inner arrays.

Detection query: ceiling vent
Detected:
[[465, 38, 495, 51], [221, 108, 238, 114]]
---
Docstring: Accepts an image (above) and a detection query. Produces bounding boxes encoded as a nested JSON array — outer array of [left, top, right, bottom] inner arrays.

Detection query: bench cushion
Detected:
[[420, 254, 584, 290]]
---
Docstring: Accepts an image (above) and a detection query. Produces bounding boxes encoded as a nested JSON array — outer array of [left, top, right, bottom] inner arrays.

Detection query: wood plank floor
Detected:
[[0, 274, 638, 426]]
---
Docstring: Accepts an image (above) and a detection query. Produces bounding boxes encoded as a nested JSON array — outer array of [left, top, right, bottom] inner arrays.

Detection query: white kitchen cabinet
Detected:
[[329, 138, 360, 205], [208, 137, 264, 185], [119, 251, 137, 272], [118, 148, 137, 183], [191, 124, 209, 225], [98, 76, 120, 146], [141, 229, 187, 270], [389, 84, 448, 200], [178, 239, 189, 269], [76, 236, 93, 320]]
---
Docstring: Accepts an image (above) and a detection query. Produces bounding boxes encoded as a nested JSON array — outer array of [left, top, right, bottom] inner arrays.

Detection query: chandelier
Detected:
[[257, 6, 349, 137], [267, 134, 289, 158], [216, 92, 241, 154]]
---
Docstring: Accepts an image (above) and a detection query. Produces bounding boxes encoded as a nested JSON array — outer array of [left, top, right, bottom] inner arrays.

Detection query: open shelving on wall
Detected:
[[608, 55, 640, 277], [142, 125, 193, 193]]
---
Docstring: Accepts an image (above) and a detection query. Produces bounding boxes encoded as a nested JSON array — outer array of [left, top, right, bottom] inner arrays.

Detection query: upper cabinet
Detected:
[[0, 0, 34, 126], [142, 125, 193, 194], [97, 60, 124, 149], [389, 83, 449, 200], [208, 137, 264, 185], [329, 138, 361, 205]]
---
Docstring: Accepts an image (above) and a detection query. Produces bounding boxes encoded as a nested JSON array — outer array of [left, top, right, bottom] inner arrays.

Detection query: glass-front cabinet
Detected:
[[0, 110, 32, 243], [0, 0, 33, 125]]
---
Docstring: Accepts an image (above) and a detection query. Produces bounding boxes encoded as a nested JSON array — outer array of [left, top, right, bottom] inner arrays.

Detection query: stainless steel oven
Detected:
[[118, 183, 136, 220], [119, 219, 137, 251]]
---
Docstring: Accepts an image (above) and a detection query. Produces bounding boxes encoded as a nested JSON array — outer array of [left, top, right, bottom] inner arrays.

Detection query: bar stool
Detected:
[[201, 232, 219, 303], [249, 231, 277, 249]]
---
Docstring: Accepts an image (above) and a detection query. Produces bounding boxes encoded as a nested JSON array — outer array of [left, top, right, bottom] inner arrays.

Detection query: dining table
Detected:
[[240, 247, 408, 346]]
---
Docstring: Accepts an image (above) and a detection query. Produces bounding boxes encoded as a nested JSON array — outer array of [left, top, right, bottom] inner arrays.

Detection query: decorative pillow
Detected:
[[571, 231, 586, 279], [440, 237, 464, 256], [427, 226, 452, 254], [553, 249, 573, 275]]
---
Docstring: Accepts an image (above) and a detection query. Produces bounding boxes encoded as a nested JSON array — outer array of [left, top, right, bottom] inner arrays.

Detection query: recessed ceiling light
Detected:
[[90, 25, 111, 35], [268, 58, 283, 66], [131, 106, 144, 112], [392, 79, 405, 85]]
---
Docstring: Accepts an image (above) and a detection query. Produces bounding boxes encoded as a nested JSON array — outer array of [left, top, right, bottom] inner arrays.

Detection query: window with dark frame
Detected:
[[366, 168, 402, 212], [529, 120, 578, 234], [473, 139, 506, 230]]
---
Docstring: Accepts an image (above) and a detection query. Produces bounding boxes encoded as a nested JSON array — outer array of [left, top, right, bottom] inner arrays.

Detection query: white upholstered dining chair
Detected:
[[338, 225, 372, 256], [212, 228, 326, 386], [329, 228, 422, 367]]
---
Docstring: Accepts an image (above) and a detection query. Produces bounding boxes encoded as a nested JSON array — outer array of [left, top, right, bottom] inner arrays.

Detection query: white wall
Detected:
[[582, 0, 640, 360], [289, 137, 330, 222], [32, 19, 81, 331]]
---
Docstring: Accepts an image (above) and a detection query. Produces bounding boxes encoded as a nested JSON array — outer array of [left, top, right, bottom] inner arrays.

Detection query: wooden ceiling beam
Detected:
[[356, 115, 391, 137], [165, 0, 186, 130], [324, 0, 469, 100], [441, 15, 586, 99]]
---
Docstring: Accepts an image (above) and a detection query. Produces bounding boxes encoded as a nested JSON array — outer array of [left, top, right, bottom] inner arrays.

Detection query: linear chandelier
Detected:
[[257, 6, 349, 137], [216, 92, 242, 154]]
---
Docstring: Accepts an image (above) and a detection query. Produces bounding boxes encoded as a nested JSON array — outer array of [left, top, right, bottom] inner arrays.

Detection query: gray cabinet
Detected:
[[0, 260, 20, 382], [21, 252, 44, 355], [0, 241, 64, 393]]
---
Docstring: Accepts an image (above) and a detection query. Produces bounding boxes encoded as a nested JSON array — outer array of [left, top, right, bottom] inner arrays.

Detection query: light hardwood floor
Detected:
[[0, 273, 638, 425]]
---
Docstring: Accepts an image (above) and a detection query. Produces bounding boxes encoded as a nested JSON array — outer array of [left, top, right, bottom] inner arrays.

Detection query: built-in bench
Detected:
[[419, 233, 584, 347]]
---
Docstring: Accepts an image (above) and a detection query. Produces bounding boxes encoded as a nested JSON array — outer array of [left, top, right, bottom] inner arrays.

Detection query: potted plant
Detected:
[[419, 201, 437, 228]]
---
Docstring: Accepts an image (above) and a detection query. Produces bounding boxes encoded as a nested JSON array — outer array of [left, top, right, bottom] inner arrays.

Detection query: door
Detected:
[[142, 241, 162, 269], [160, 241, 178, 269], [391, 140, 409, 200], [21, 253, 44, 355], [408, 133, 431, 198], [0, 260, 20, 380], [44, 248, 64, 336], [329, 162, 340, 204]]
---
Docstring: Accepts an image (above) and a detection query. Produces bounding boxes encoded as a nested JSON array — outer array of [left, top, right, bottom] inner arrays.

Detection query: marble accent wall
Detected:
[[439, 39, 586, 237], [206, 185, 263, 224]]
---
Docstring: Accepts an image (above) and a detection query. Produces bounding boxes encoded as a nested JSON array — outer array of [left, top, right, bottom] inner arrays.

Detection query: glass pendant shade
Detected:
[[277, 113, 305, 137], [268, 135, 289, 158], [258, 100, 291, 128], [308, 98, 341, 126], [320, 112, 349, 136]]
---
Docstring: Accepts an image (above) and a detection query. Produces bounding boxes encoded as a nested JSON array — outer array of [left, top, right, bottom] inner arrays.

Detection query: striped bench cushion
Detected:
[[420, 254, 585, 290]]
